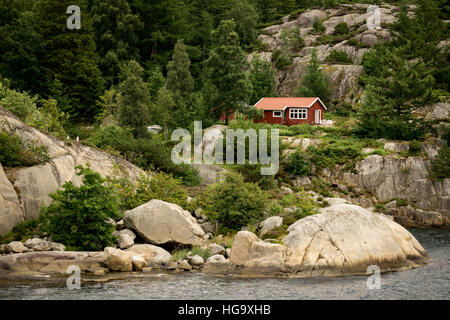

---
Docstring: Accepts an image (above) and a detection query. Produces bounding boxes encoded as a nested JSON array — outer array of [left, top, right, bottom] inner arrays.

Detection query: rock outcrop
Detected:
[[341, 155, 449, 225], [205, 203, 428, 277], [0, 107, 144, 235], [124, 199, 205, 246]]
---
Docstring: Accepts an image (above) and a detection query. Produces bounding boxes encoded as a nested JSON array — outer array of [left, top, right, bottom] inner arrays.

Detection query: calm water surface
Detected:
[[0, 228, 448, 300]]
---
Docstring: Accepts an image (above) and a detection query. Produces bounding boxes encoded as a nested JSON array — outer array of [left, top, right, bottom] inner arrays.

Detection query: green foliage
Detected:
[[356, 46, 435, 140], [334, 22, 350, 35], [249, 54, 276, 104], [325, 50, 353, 64], [295, 50, 331, 103], [26, 98, 68, 138], [280, 27, 305, 52], [225, 0, 259, 47], [90, 0, 142, 86], [0, 131, 49, 167], [279, 190, 318, 222], [261, 225, 287, 240], [312, 17, 326, 34], [206, 19, 252, 122], [40, 165, 121, 251], [285, 151, 310, 176], [204, 172, 267, 230], [430, 144, 450, 180], [0, 87, 37, 120], [166, 40, 194, 97], [152, 86, 175, 138], [117, 60, 151, 138], [95, 89, 120, 125], [307, 139, 361, 170], [272, 49, 293, 70], [0, 218, 45, 245], [409, 140, 422, 156], [35, 0, 104, 120]]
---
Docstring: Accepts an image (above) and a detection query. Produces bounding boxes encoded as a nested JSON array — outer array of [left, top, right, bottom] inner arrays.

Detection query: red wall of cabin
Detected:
[[255, 101, 324, 125]]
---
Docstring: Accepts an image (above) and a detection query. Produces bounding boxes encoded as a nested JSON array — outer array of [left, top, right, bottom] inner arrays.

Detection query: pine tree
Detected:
[[117, 60, 150, 138], [152, 86, 176, 139], [166, 40, 194, 97], [35, 0, 104, 120], [249, 54, 276, 104], [90, 0, 143, 86], [206, 19, 252, 123], [295, 49, 330, 102], [356, 46, 435, 140], [225, 0, 259, 47]]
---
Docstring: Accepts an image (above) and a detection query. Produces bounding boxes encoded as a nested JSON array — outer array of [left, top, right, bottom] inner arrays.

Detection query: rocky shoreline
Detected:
[[0, 201, 430, 279]]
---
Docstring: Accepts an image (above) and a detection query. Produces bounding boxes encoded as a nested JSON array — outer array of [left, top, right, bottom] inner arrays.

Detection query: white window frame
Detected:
[[273, 110, 282, 117], [289, 108, 307, 120]]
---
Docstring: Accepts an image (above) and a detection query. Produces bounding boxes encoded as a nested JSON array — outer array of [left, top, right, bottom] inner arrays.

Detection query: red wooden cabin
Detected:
[[254, 97, 326, 125]]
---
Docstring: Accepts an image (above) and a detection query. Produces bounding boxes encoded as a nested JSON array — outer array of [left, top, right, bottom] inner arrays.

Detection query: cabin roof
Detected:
[[254, 97, 327, 110]]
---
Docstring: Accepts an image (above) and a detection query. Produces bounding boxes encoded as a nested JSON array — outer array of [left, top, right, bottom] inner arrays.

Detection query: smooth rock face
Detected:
[[124, 199, 205, 246], [0, 163, 24, 235], [103, 247, 134, 272], [202, 259, 236, 274], [126, 244, 171, 266], [0, 107, 144, 234], [283, 204, 428, 276], [259, 216, 283, 237]]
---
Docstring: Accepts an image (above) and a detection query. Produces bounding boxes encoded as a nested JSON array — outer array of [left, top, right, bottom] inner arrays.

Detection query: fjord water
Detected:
[[0, 228, 448, 300]]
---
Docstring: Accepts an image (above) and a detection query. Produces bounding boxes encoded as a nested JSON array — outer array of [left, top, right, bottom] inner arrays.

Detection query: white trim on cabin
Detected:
[[289, 108, 308, 120], [273, 110, 282, 117]]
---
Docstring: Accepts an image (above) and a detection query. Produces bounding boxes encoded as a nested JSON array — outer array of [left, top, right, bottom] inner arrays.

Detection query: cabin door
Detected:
[[315, 110, 321, 124]]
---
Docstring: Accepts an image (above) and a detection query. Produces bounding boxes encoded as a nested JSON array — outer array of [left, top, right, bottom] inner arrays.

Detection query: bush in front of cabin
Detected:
[[204, 172, 267, 230], [40, 165, 120, 251]]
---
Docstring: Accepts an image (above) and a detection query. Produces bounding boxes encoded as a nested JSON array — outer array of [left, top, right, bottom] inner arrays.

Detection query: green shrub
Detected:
[[0, 218, 45, 244], [313, 17, 326, 33], [307, 139, 361, 170], [40, 165, 121, 251], [409, 140, 422, 156], [0, 131, 49, 167], [430, 144, 450, 180], [396, 199, 408, 206], [280, 27, 305, 52], [325, 50, 353, 64], [334, 22, 350, 35], [272, 49, 292, 70], [285, 151, 310, 176], [204, 172, 267, 230], [261, 225, 287, 240], [0, 88, 38, 120], [347, 38, 358, 46]]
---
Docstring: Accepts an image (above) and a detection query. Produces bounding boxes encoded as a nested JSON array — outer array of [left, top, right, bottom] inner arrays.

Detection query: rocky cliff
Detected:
[[251, 3, 407, 103], [0, 107, 144, 235]]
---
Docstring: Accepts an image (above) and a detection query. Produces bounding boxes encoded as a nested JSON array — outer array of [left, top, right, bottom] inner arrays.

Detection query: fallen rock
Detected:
[[124, 199, 205, 246], [126, 244, 171, 266], [131, 255, 148, 271], [206, 254, 226, 262], [207, 243, 225, 256], [178, 260, 192, 271], [323, 197, 348, 207], [24, 238, 66, 252], [230, 231, 287, 274], [113, 229, 136, 249], [203, 259, 236, 274], [103, 247, 133, 272], [189, 255, 204, 267], [259, 216, 283, 237], [200, 222, 216, 234], [6, 241, 28, 253]]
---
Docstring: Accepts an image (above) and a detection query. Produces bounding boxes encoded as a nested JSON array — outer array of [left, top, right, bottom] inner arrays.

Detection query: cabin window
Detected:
[[273, 111, 282, 117], [289, 108, 307, 119]]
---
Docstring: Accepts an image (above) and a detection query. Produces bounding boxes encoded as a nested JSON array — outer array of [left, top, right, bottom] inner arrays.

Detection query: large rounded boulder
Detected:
[[124, 199, 205, 246], [283, 204, 428, 276]]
